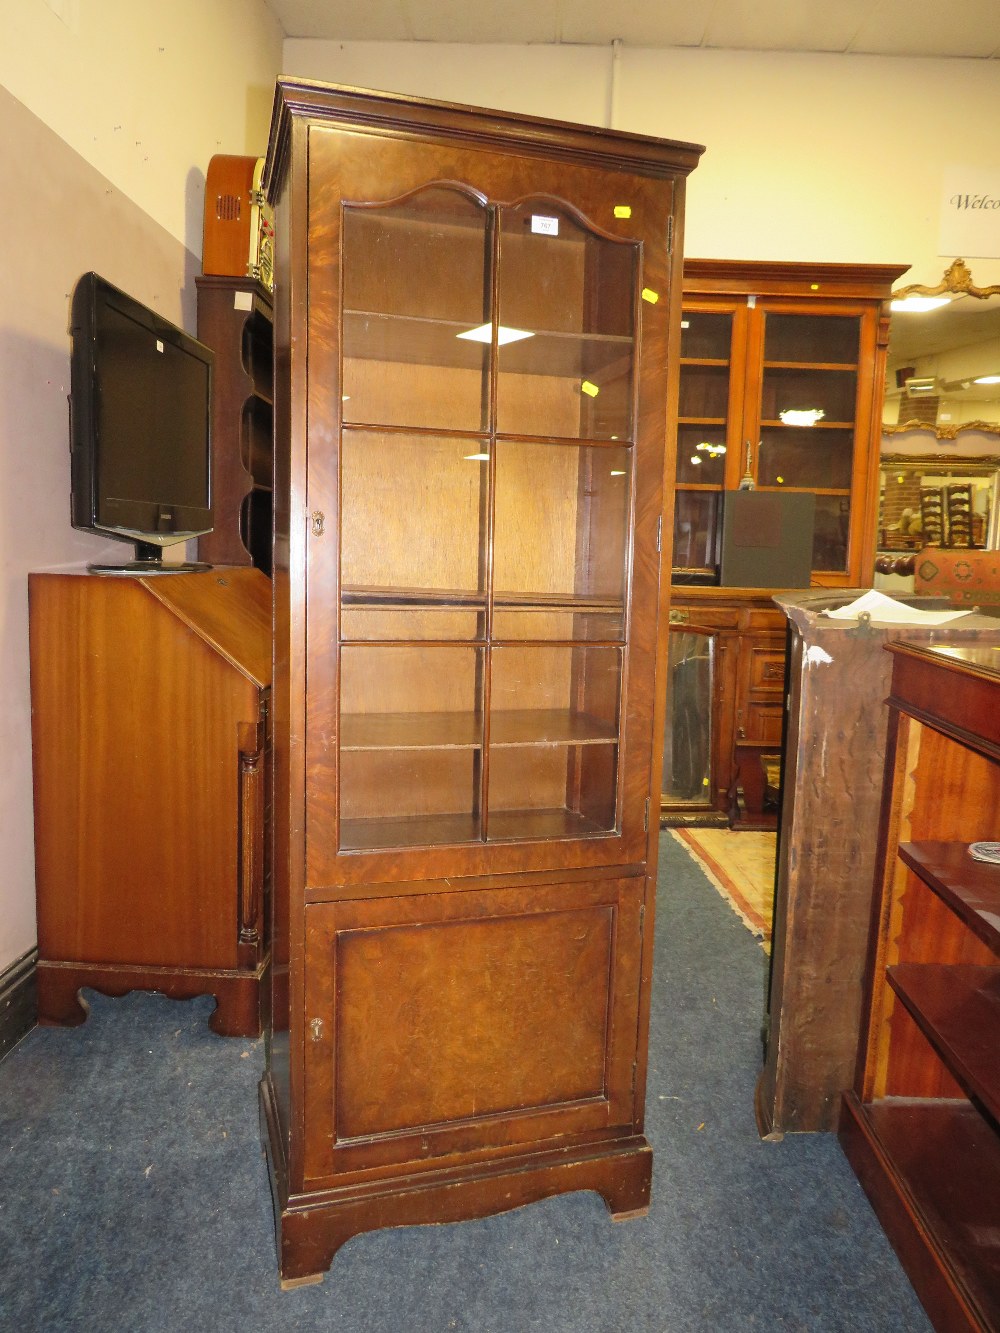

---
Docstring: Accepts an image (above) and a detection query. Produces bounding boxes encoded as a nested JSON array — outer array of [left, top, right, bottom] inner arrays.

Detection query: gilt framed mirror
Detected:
[[877, 261, 1000, 563], [883, 258, 1000, 440]]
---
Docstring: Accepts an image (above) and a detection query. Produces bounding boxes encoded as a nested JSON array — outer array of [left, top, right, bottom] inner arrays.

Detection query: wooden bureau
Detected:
[[29, 566, 271, 1036]]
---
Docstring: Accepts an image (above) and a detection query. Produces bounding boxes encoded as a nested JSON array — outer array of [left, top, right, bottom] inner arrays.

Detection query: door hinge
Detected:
[[639, 902, 646, 936], [631, 1059, 638, 1098], [656, 515, 662, 553], [666, 215, 674, 255], [643, 797, 650, 832]]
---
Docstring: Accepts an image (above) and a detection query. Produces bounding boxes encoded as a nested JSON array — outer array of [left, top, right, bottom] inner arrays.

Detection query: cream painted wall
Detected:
[[2, 0, 283, 253], [283, 40, 1000, 290], [0, 2, 282, 978]]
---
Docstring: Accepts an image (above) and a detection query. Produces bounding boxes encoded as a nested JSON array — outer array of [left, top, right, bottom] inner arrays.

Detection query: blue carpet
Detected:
[[0, 836, 931, 1331]]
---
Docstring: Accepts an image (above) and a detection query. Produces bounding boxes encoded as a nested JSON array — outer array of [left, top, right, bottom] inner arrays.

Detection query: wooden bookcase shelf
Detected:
[[887, 963, 1000, 1121], [843, 1097, 1000, 1331], [841, 640, 1000, 1331], [899, 841, 1000, 951]]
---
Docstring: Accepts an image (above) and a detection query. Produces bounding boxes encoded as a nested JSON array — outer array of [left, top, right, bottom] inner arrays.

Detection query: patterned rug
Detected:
[[669, 827, 777, 950]]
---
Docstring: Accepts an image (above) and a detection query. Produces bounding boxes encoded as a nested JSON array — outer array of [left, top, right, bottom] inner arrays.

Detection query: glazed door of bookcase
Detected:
[[304, 129, 675, 888], [742, 299, 877, 582], [299, 874, 645, 1184], [672, 297, 748, 581]]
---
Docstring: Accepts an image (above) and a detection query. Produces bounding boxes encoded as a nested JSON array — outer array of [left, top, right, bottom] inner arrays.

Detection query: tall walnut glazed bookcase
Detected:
[[261, 78, 703, 1284]]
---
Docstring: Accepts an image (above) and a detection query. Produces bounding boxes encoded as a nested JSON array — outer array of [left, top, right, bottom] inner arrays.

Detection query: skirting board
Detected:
[[0, 949, 37, 1062]]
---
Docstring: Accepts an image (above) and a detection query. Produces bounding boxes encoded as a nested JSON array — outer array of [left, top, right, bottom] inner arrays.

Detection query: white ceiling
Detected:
[[265, 0, 1000, 58]]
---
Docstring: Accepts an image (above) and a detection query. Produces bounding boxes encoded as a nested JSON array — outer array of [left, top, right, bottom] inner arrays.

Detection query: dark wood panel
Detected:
[[301, 877, 643, 1184], [334, 904, 613, 1138]]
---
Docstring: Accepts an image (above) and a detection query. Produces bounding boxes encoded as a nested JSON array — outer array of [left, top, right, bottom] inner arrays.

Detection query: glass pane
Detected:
[[341, 431, 488, 640], [764, 313, 860, 364], [339, 645, 484, 849], [496, 204, 637, 440], [678, 364, 730, 420], [757, 427, 854, 489], [676, 425, 728, 485], [760, 367, 858, 424], [342, 189, 491, 432], [681, 311, 733, 360], [672, 491, 722, 578], [487, 645, 621, 838], [812, 494, 852, 572], [663, 631, 714, 804], [492, 442, 630, 640]]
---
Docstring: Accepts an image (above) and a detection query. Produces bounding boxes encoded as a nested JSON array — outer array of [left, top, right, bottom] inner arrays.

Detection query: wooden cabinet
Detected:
[[758, 594, 999, 1137], [663, 590, 786, 827], [672, 260, 905, 588], [195, 274, 273, 573], [841, 641, 1000, 1331], [664, 261, 905, 829], [29, 567, 271, 1036], [261, 78, 702, 1283]]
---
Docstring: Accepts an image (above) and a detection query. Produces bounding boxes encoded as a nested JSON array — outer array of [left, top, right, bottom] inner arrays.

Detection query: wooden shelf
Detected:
[[340, 811, 481, 851], [759, 419, 854, 431], [343, 309, 633, 378], [487, 807, 611, 841], [900, 841, 1000, 954], [339, 805, 612, 851], [341, 585, 623, 613], [341, 711, 482, 751], [888, 963, 1000, 1122], [847, 1096, 1000, 1330], [492, 709, 617, 746], [764, 360, 858, 372], [340, 708, 618, 752]]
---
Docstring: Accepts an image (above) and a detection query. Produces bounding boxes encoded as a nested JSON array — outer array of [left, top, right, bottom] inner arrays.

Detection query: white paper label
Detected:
[[234, 291, 253, 311], [530, 215, 559, 236]]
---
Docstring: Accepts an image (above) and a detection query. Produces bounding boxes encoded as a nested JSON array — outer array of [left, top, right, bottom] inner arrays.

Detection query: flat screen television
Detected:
[[69, 271, 214, 574]]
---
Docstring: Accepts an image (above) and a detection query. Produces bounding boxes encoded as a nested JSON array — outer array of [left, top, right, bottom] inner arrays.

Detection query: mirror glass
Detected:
[[878, 456, 1000, 553], [883, 259, 1000, 440], [662, 629, 714, 808]]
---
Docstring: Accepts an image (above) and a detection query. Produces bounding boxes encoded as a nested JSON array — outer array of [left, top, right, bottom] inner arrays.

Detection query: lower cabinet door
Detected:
[[301, 875, 645, 1185]]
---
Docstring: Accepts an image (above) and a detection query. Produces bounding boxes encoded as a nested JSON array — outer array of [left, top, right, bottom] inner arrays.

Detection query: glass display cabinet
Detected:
[[336, 190, 634, 851], [673, 261, 907, 588], [665, 261, 905, 829], [262, 79, 703, 1285]]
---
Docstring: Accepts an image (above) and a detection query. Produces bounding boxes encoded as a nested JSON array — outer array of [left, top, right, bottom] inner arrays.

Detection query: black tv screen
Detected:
[[70, 272, 213, 570]]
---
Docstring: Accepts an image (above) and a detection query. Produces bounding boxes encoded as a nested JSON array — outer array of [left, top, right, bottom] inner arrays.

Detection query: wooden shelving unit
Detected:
[[260, 78, 703, 1284], [841, 640, 1000, 1331], [664, 261, 905, 829], [195, 274, 273, 573]]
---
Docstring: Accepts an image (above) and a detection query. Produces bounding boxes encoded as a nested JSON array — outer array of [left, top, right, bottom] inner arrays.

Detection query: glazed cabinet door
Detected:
[[671, 264, 901, 590], [304, 130, 675, 888], [672, 297, 747, 582], [748, 299, 877, 582], [300, 874, 646, 1185]]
